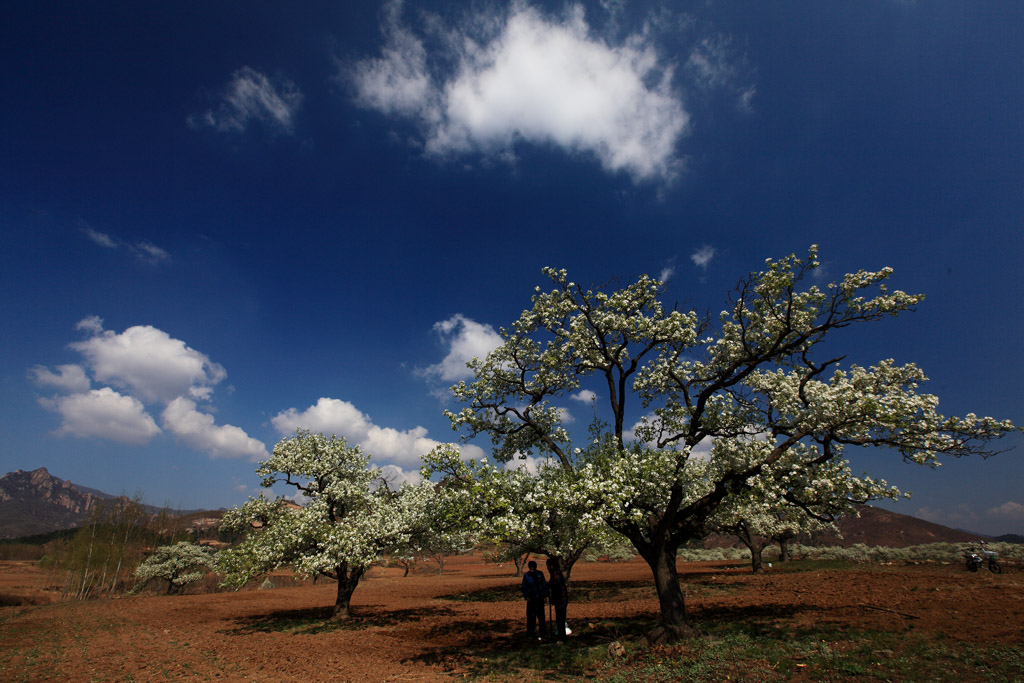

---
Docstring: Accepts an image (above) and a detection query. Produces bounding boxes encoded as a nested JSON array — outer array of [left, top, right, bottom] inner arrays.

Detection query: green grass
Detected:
[[449, 616, 1024, 682]]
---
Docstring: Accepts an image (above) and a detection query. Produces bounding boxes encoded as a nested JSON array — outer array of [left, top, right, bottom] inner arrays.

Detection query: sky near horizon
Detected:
[[2, 1, 1022, 536]]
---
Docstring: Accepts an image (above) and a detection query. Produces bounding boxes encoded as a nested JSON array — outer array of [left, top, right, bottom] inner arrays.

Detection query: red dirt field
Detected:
[[1, 556, 1021, 682]]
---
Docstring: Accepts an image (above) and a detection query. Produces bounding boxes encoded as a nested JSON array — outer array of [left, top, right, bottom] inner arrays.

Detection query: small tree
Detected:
[[217, 430, 432, 619], [132, 541, 216, 595], [424, 444, 612, 582], [445, 247, 1017, 639]]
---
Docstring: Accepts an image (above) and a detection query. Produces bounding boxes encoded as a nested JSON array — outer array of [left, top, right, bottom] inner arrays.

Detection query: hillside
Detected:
[[0, 467, 213, 540], [700, 504, 984, 551], [0, 467, 110, 539]]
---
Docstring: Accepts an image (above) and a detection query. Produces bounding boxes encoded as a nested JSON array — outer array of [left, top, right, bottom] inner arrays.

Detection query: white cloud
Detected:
[[82, 227, 118, 249], [422, 314, 503, 382], [29, 364, 91, 393], [690, 244, 715, 270], [80, 227, 170, 264], [271, 396, 484, 468], [915, 504, 980, 529], [44, 388, 161, 445], [76, 315, 105, 335], [162, 397, 267, 460], [131, 242, 170, 265], [504, 454, 553, 475], [69, 321, 227, 405], [351, 2, 690, 183], [190, 66, 302, 135], [571, 389, 597, 403], [380, 464, 422, 487], [986, 501, 1024, 520], [271, 397, 373, 439]]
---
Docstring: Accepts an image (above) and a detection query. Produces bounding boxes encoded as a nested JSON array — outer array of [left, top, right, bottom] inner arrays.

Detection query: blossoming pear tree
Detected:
[[444, 247, 1016, 640], [131, 541, 216, 595], [217, 430, 433, 619], [423, 443, 618, 581]]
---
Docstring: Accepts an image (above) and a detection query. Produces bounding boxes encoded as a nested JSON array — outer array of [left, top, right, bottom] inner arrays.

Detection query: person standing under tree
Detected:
[[546, 558, 569, 642], [521, 560, 548, 639]]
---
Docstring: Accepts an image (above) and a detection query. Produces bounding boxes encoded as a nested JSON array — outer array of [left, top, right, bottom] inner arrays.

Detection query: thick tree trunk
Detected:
[[331, 564, 364, 620], [639, 542, 697, 643], [750, 544, 765, 573]]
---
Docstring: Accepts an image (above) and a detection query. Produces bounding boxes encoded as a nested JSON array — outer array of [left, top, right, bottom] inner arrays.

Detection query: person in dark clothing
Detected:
[[546, 558, 569, 642], [521, 560, 548, 639]]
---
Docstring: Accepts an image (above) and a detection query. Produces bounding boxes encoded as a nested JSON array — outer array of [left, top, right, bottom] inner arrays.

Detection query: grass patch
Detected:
[[448, 612, 1024, 682]]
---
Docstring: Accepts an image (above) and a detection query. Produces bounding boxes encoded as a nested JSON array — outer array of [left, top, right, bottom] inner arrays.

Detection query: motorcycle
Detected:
[[964, 542, 1001, 574]]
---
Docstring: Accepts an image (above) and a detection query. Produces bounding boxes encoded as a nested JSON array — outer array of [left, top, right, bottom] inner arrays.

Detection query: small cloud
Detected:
[[76, 316, 104, 335], [570, 389, 597, 403], [80, 226, 169, 265], [659, 265, 675, 284], [690, 244, 715, 270], [915, 504, 980, 529], [131, 242, 170, 265], [421, 314, 503, 383], [189, 66, 302, 135], [986, 501, 1024, 520], [82, 226, 118, 249]]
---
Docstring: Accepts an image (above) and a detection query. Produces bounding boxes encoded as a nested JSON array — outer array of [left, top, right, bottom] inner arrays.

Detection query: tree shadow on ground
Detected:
[[439, 579, 653, 604], [223, 604, 458, 635], [411, 602, 822, 678]]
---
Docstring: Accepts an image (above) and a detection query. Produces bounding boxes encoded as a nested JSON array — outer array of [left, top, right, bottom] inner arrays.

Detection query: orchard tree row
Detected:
[[217, 247, 1017, 639]]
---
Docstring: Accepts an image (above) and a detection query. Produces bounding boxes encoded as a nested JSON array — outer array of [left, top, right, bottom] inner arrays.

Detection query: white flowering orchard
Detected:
[[217, 430, 434, 619], [444, 247, 1017, 639]]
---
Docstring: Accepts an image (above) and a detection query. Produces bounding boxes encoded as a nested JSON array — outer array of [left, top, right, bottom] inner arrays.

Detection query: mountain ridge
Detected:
[[0, 467, 1015, 545]]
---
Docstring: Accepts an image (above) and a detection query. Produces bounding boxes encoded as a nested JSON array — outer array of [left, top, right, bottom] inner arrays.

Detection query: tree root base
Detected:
[[646, 623, 703, 645]]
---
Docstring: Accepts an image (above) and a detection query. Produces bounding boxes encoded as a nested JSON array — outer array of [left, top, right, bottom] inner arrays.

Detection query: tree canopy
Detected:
[[217, 430, 433, 619]]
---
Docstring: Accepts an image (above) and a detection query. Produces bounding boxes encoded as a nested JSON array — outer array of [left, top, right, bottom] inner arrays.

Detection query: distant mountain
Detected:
[[0, 467, 112, 539], [0, 468, 218, 540], [994, 533, 1024, 544], [699, 504, 986, 550], [809, 505, 982, 547]]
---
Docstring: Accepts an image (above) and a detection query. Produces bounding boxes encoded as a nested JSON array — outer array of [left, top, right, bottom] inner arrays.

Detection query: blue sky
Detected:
[[2, 1, 1021, 535]]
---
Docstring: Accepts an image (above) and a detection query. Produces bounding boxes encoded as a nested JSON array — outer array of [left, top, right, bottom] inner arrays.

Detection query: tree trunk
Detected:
[[331, 564, 364, 620], [778, 537, 792, 563], [639, 542, 696, 643], [750, 544, 764, 573]]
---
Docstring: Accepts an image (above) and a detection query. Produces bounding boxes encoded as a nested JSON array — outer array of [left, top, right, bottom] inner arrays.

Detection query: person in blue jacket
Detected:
[[521, 559, 548, 639]]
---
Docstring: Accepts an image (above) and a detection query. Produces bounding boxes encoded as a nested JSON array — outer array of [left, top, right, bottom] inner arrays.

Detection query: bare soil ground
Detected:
[[0, 556, 1021, 682]]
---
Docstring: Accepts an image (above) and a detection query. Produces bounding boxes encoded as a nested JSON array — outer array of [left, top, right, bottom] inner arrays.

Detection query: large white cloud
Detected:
[[44, 388, 162, 445], [32, 318, 264, 461], [162, 398, 268, 460], [352, 2, 690, 183], [189, 66, 302, 135], [271, 397, 483, 467], [421, 314, 503, 383], [69, 321, 227, 405]]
